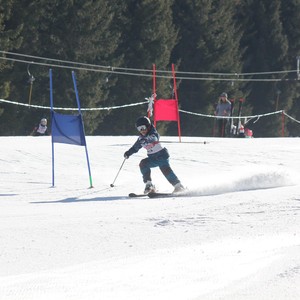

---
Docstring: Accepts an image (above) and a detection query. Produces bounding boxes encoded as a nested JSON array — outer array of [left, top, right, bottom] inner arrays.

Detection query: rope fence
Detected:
[[1, 97, 300, 124], [0, 98, 148, 111]]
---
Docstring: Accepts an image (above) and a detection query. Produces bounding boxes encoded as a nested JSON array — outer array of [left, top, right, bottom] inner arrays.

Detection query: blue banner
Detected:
[[51, 111, 86, 146]]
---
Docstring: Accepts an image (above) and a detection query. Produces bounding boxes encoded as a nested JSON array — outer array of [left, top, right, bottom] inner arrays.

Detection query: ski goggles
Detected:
[[137, 125, 147, 132]]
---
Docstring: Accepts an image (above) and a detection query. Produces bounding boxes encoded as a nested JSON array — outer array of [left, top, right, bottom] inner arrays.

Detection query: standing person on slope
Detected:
[[124, 116, 184, 194], [215, 92, 232, 137]]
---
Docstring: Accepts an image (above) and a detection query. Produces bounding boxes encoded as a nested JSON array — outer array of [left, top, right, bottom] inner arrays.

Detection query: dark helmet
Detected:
[[135, 116, 151, 128]]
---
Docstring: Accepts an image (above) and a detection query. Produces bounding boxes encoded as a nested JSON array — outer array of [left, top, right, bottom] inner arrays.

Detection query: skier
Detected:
[[215, 92, 232, 137], [30, 118, 49, 136], [124, 116, 184, 194]]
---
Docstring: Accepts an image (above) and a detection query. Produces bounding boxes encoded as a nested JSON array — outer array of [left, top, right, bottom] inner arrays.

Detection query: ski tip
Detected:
[[128, 193, 148, 198]]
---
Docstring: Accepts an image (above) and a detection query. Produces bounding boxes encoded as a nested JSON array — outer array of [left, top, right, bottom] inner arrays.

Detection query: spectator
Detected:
[[215, 92, 232, 137]]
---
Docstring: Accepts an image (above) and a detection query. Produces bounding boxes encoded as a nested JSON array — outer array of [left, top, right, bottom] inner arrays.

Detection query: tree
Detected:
[[171, 0, 244, 136], [0, 0, 123, 135], [238, 0, 289, 137], [97, 0, 178, 135], [1, 0, 300, 137], [0, 0, 22, 133], [281, 0, 300, 136]]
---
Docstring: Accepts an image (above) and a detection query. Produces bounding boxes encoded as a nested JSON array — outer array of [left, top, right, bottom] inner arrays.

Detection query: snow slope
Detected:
[[0, 136, 300, 300]]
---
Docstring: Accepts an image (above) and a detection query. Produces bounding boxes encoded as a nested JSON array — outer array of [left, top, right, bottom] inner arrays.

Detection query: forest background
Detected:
[[0, 0, 300, 137]]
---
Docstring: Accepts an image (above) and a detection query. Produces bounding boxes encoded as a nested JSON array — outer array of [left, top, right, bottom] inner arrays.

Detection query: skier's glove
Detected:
[[124, 151, 130, 159]]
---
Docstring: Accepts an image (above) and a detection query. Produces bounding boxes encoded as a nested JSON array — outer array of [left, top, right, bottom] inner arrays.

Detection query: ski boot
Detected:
[[173, 182, 185, 193], [144, 181, 156, 194]]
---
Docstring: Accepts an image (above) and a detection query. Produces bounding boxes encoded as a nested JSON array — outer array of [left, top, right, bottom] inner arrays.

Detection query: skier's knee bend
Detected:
[[139, 159, 151, 183], [159, 165, 179, 185], [139, 158, 148, 169]]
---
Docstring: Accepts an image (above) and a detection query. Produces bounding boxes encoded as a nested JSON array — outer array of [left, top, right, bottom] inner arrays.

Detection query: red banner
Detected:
[[154, 99, 178, 121]]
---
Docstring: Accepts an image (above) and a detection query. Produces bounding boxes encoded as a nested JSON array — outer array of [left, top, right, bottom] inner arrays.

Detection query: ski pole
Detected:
[[110, 158, 126, 187]]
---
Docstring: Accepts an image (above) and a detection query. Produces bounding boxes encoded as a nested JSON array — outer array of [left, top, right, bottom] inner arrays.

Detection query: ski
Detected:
[[129, 191, 189, 198], [147, 192, 173, 198], [147, 192, 188, 198], [128, 193, 148, 198]]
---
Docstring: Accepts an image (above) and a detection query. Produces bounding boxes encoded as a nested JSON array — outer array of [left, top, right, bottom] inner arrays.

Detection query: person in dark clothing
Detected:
[[124, 116, 184, 194]]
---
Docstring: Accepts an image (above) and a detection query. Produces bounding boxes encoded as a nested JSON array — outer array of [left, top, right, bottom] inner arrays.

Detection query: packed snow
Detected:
[[0, 135, 300, 300]]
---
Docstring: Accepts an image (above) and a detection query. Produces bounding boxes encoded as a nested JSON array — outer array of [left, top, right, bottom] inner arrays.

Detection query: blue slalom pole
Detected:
[[72, 71, 94, 188], [49, 69, 55, 187]]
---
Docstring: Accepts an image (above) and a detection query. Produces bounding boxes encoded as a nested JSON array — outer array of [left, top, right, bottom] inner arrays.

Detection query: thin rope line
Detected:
[[0, 98, 148, 111], [2, 98, 300, 123], [1, 51, 298, 81]]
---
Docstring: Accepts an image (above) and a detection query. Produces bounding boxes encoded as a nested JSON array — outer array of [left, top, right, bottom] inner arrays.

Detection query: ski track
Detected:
[[0, 136, 300, 300]]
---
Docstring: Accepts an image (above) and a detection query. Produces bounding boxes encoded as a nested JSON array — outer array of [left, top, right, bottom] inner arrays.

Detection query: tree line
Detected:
[[0, 0, 300, 137]]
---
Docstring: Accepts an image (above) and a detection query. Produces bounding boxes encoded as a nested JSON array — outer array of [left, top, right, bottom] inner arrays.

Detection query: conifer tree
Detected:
[[1, 0, 123, 135], [0, 0, 23, 134], [2, 0, 300, 136], [171, 0, 244, 136], [281, 0, 300, 136], [97, 0, 178, 135], [238, 0, 289, 137]]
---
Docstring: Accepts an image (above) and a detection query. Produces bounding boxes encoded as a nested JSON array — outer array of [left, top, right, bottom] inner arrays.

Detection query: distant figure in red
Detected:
[[31, 118, 49, 136]]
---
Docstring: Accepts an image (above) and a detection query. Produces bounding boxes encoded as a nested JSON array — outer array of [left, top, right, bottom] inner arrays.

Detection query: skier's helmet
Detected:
[[220, 92, 228, 98], [135, 116, 151, 131], [40, 118, 47, 126]]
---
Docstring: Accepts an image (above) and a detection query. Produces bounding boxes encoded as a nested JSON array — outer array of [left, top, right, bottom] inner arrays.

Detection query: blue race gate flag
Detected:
[[49, 69, 93, 188], [51, 111, 86, 146]]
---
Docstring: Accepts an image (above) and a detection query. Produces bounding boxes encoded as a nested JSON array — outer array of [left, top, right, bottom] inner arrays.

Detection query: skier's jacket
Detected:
[[126, 125, 169, 159], [31, 123, 49, 136]]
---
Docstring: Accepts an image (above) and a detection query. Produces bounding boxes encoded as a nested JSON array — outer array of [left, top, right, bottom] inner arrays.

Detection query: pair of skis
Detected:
[[129, 192, 184, 198], [236, 98, 244, 136], [230, 98, 244, 136]]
